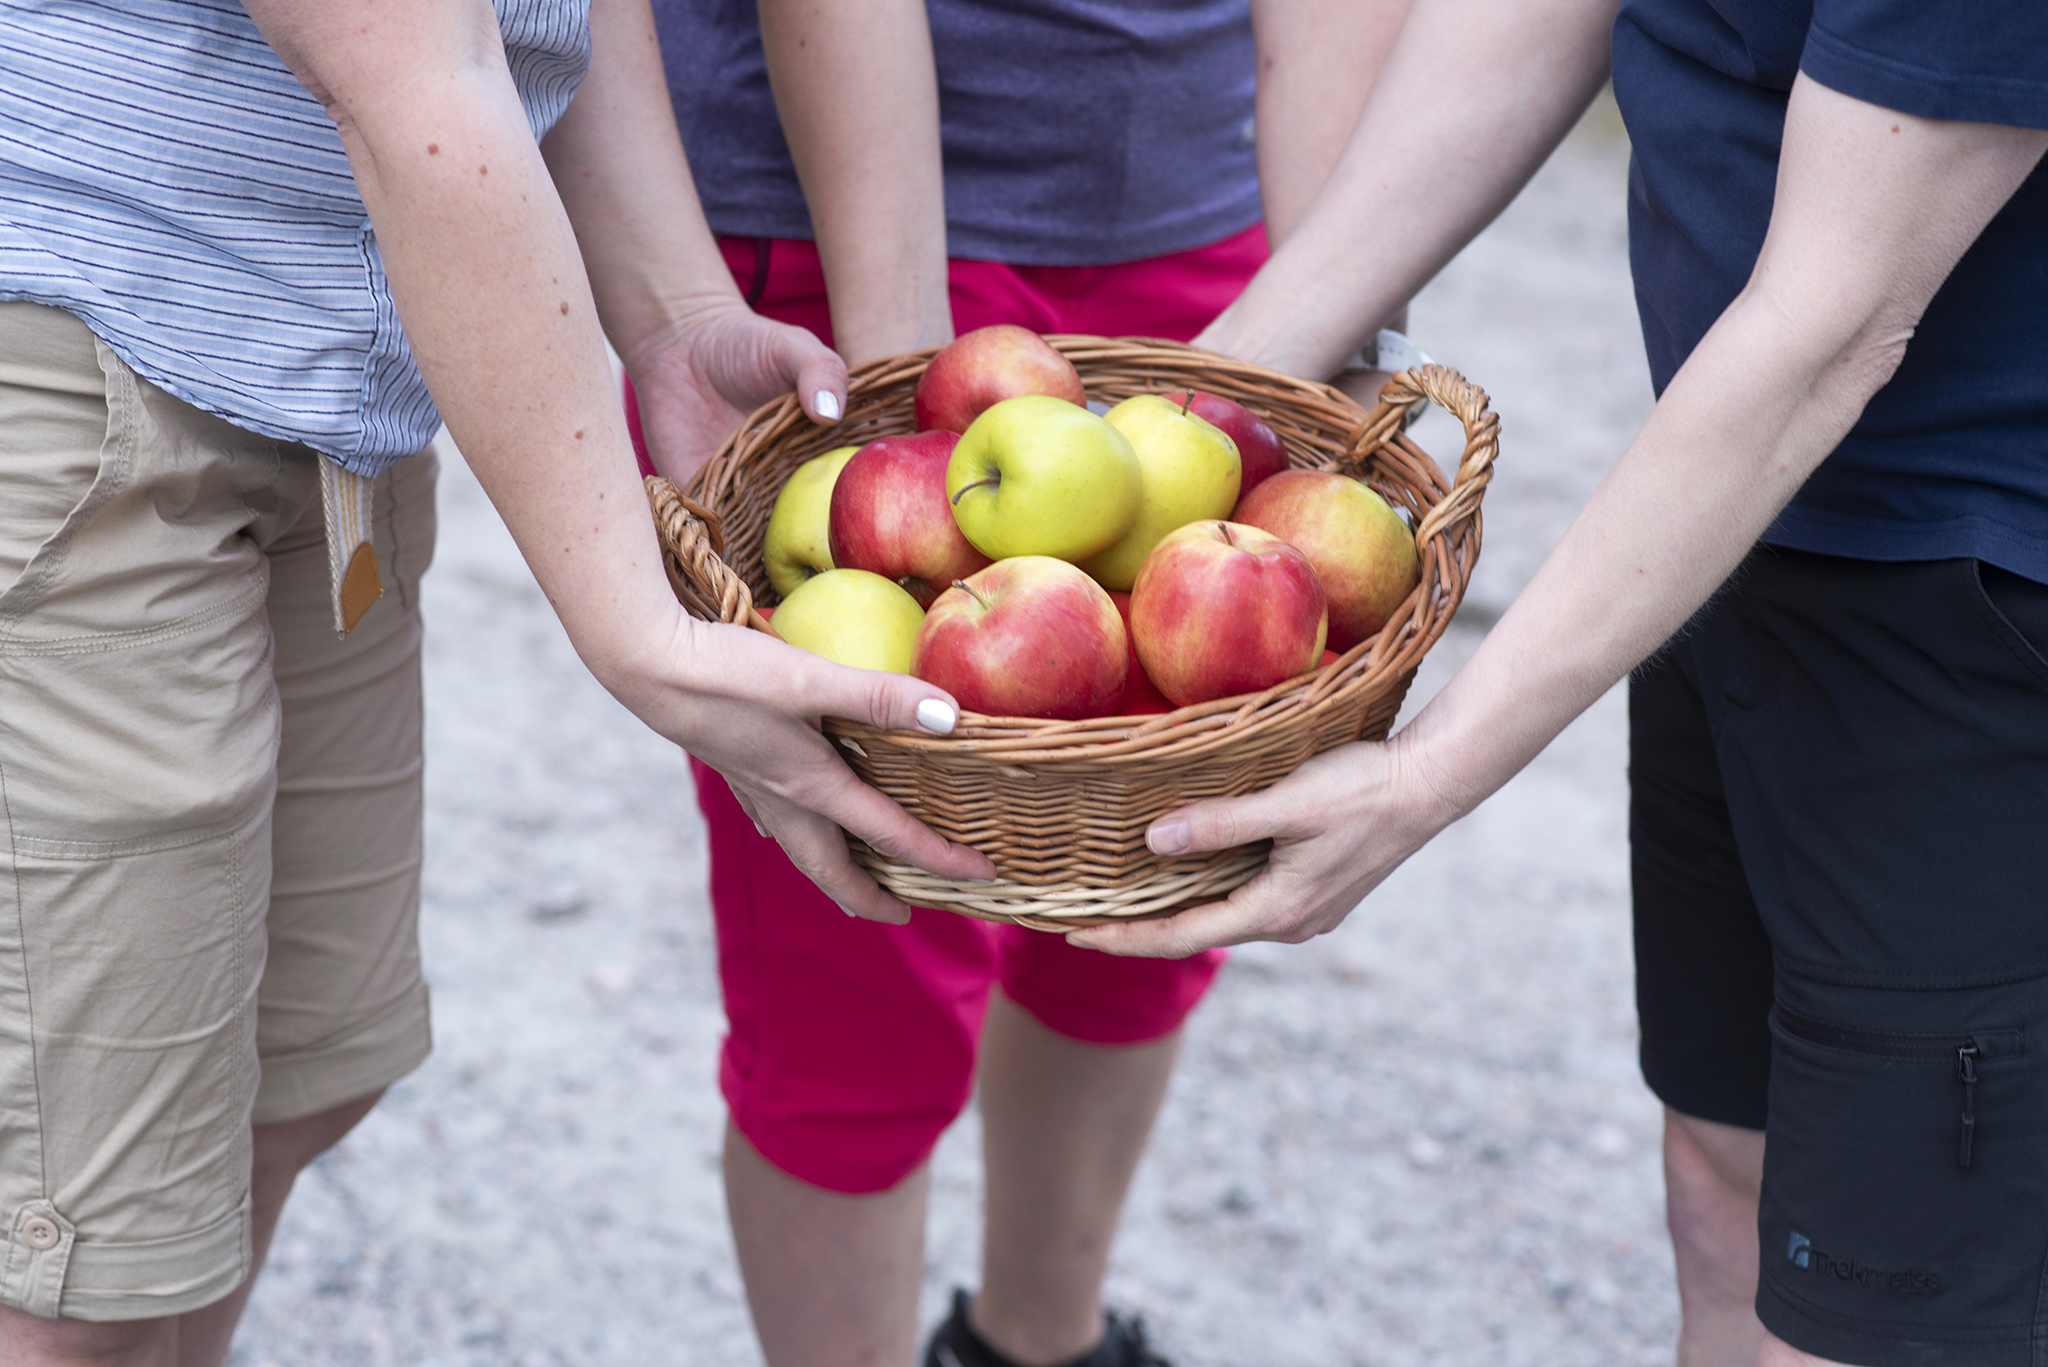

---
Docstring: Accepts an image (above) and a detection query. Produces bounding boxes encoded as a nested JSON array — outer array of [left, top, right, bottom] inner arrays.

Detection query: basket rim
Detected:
[[656, 337, 1499, 766]]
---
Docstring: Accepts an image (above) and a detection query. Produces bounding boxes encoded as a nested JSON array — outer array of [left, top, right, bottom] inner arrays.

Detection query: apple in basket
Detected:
[[762, 445, 858, 597], [1161, 391, 1290, 497], [914, 325, 1089, 434], [1233, 470, 1420, 651], [771, 569, 927, 674], [913, 557, 1127, 721], [1130, 521, 1327, 707], [1077, 394, 1241, 592], [828, 432, 992, 608], [948, 396, 1142, 563]]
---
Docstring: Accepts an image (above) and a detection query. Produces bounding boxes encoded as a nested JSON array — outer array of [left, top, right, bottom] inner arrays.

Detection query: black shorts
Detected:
[[1631, 547, 2048, 1366]]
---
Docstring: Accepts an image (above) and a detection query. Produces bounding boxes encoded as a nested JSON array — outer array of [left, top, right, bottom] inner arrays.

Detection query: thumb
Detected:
[[801, 657, 963, 738], [774, 323, 850, 426], [1144, 788, 1290, 858]]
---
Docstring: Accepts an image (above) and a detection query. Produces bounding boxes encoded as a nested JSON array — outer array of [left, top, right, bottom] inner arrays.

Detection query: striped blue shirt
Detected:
[[0, 0, 590, 476]]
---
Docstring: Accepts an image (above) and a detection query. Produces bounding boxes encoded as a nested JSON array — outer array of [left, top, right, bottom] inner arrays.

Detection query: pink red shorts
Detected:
[[653, 227, 1264, 1193]]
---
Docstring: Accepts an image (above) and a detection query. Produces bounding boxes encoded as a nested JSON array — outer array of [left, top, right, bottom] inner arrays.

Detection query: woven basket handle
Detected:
[[1345, 364, 1499, 549], [645, 476, 776, 632]]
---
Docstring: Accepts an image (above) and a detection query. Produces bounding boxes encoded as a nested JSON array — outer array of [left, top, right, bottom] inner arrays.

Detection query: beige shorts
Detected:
[[0, 302, 434, 1320]]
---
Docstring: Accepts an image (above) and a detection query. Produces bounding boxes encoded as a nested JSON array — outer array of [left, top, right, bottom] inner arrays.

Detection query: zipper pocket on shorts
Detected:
[[1772, 1008, 2024, 1171]]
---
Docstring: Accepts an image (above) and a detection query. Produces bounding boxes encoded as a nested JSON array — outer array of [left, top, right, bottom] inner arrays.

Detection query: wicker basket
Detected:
[[649, 336, 1498, 929]]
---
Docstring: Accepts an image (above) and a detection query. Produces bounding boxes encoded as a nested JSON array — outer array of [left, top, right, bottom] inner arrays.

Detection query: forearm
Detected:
[[760, 0, 950, 364], [1401, 81, 2048, 828], [1207, 0, 1617, 379], [1250, 0, 1411, 248], [543, 0, 745, 375], [251, 2, 680, 685]]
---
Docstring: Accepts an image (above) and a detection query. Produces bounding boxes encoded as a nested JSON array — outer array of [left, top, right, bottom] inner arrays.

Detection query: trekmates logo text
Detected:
[[1787, 1231, 1944, 1295]]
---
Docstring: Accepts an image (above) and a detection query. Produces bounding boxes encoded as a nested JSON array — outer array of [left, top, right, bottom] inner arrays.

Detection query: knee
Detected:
[[1664, 1109, 1764, 1271], [0, 1304, 176, 1365], [251, 1088, 384, 1194]]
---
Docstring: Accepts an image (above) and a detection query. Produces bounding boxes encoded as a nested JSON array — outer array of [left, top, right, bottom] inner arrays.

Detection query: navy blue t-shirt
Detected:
[[1612, 0, 2048, 580], [651, 0, 1261, 266]]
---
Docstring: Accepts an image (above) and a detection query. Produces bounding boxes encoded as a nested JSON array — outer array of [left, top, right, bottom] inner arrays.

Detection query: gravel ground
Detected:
[[231, 99, 1668, 1366]]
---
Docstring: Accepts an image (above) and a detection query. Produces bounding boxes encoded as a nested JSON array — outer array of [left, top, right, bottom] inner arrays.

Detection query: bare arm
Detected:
[[542, 0, 844, 489], [1250, 0, 1412, 249], [246, 0, 994, 920], [757, 0, 951, 365], [1200, 0, 1620, 381], [1080, 76, 2048, 957]]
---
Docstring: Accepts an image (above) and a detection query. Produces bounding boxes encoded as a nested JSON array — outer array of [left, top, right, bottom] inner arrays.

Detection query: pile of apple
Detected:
[[761, 325, 1420, 721]]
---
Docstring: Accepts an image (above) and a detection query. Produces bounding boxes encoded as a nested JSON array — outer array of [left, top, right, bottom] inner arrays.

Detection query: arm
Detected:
[[1079, 76, 2048, 957], [246, 0, 994, 920], [757, 0, 951, 365], [1250, 0, 1411, 249], [541, 0, 843, 489], [1200, 0, 1620, 381]]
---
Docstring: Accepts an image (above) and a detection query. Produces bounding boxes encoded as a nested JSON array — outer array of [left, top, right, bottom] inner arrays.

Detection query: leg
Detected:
[[725, 1124, 929, 1367], [0, 1309, 178, 1366], [970, 992, 1181, 1366], [170, 1091, 384, 1367], [1756, 1335, 1853, 1367], [1664, 1109, 1764, 1367]]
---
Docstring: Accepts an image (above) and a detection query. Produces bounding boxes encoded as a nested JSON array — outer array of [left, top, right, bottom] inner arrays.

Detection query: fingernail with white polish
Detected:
[[915, 699, 957, 735], [814, 390, 842, 421], [837, 902, 856, 917], [752, 819, 768, 838], [1148, 818, 1192, 855]]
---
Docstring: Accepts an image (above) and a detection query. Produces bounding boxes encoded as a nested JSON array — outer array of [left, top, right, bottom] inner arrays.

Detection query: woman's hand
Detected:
[[624, 301, 849, 490], [611, 617, 997, 923], [1066, 733, 1460, 957]]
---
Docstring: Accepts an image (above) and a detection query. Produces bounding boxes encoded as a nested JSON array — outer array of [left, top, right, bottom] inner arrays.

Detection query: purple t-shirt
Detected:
[[652, 0, 1261, 266]]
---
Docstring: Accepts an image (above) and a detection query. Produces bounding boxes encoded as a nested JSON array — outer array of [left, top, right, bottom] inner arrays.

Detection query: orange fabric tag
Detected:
[[340, 542, 383, 635]]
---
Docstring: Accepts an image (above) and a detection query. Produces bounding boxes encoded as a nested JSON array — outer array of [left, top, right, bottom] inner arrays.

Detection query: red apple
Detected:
[[1129, 521, 1327, 707], [1233, 469, 1419, 650], [828, 431, 991, 607], [1161, 390, 1288, 495], [915, 326, 1088, 434], [913, 557, 1127, 720], [1108, 591, 1173, 714]]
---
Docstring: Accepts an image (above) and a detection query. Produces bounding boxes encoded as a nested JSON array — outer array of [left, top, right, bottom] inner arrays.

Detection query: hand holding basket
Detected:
[[649, 337, 1499, 929]]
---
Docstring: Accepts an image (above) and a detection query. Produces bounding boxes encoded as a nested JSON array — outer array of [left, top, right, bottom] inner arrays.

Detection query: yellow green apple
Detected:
[[763, 446, 859, 597], [947, 396, 1141, 563], [1078, 394, 1241, 591], [770, 568, 925, 673]]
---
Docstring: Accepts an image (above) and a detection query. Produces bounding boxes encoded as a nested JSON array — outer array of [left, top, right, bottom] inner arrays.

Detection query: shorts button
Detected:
[[21, 1216, 60, 1250]]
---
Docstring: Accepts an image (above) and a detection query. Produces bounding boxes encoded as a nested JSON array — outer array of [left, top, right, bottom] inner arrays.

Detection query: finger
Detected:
[[808, 764, 998, 884], [776, 323, 850, 426], [730, 786, 769, 839], [748, 790, 914, 925], [1143, 785, 1308, 858], [796, 655, 969, 740], [1067, 896, 1260, 958]]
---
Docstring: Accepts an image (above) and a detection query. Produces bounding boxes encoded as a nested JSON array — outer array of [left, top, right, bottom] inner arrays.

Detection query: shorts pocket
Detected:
[[1757, 1003, 2048, 1354]]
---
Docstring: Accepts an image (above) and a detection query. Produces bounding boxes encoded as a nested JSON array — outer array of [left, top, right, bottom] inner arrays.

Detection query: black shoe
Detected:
[[922, 1287, 1172, 1367]]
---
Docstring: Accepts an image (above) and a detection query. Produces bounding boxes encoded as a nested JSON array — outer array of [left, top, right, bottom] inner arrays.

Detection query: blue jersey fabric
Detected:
[[0, 0, 590, 475], [1612, 0, 2048, 580], [652, 0, 1261, 266]]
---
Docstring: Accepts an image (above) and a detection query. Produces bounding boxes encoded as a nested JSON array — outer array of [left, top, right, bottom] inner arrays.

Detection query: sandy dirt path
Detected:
[[233, 100, 1672, 1367]]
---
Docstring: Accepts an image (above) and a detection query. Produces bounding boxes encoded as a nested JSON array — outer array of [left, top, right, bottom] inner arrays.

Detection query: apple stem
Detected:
[[955, 579, 992, 611], [951, 474, 1000, 506], [1180, 389, 1194, 417], [1219, 522, 1236, 547]]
